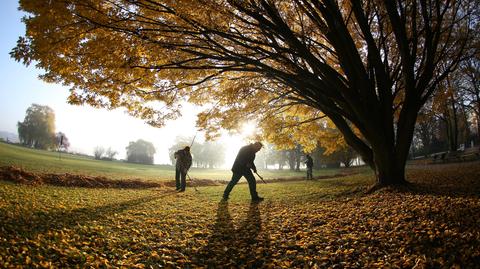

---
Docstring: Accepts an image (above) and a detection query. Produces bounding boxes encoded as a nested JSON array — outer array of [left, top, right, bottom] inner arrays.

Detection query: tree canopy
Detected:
[[17, 104, 56, 150], [12, 0, 478, 186]]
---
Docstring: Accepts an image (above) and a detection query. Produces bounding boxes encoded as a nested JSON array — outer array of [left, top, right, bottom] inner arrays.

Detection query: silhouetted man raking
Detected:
[[223, 142, 264, 202], [174, 146, 192, 192], [305, 154, 313, 180]]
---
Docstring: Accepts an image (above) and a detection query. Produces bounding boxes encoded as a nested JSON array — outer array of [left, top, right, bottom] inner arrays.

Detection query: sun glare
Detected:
[[240, 122, 256, 137], [220, 122, 259, 168]]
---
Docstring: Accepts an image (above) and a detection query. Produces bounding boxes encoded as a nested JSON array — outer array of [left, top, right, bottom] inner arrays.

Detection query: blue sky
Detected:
[[0, 1, 248, 165]]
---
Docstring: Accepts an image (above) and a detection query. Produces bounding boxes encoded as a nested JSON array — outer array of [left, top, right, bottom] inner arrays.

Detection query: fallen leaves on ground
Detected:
[[0, 162, 479, 268]]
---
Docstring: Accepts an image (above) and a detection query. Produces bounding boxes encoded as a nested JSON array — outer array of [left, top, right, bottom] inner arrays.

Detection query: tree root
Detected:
[[365, 180, 412, 194]]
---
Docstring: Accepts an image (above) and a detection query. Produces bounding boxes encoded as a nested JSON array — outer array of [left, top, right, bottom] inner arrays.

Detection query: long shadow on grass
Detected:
[[0, 190, 177, 239], [191, 200, 272, 267]]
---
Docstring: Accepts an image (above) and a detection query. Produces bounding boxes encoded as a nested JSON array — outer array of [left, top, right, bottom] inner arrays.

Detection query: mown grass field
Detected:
[[1, 141, 479, 268], [0, 142, 349, 182]]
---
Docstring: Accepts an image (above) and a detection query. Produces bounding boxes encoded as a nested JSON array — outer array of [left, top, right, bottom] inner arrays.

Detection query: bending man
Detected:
[[174, 146, 192, 192], [305, 154, 313, 180], [223, 142, 264, 201]]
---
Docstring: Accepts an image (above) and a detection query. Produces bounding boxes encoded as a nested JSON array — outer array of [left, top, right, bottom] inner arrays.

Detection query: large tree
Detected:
[[17, 104, 56, 149], [12, 0, 477, 187], [126, 139, 156, 164]]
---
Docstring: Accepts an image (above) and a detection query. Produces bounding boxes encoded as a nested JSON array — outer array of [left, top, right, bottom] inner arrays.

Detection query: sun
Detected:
[[240, 122, 256, 138]]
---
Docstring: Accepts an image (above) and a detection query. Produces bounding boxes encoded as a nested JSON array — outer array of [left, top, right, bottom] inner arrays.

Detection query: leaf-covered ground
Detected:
[[1, 162, 479, 268]]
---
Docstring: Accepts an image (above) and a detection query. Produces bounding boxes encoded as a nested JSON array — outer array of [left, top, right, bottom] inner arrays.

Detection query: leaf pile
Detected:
[[0, 162, 479, 268], [0, 165, 355, 189], [0, 166, 225, 189], [0, 166, 163, 189]]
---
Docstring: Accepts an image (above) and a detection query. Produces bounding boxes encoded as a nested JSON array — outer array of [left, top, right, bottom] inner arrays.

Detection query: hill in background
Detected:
[[0, 131, 19, 143]]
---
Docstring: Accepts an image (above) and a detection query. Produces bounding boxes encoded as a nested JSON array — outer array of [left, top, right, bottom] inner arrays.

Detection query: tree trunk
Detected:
[[451, 100, 459, 151], [445, 88, 459, 151], [295, 145, 301, 171], [287, 150, 296, 171], [477, 119, 480, 144], [366, 104, 417, 188], [476, 101, 480, 143], [362, 145, 409, 191], [461, 105, 471, 146]]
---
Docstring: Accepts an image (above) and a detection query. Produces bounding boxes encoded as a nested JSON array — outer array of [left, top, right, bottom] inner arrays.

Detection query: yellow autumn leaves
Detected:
[[1, 162, 480, 267]]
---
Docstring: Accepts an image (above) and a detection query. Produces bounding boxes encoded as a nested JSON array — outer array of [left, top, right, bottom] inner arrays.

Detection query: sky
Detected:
[[0, 1, 251, 165]]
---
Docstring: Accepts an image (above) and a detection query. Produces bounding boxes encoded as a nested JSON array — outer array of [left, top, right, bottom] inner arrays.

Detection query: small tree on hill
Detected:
[[126, 139, 156, 165], [17, 104, 56, 150]]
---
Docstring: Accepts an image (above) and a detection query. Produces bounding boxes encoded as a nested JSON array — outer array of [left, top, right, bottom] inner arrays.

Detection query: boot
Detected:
[[252, 196, 264, 202]]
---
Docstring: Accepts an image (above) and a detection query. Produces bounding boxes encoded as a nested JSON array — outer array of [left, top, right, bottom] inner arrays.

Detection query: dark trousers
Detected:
[[223, 169, 259, 199], [306, 167, 313, 180], [175, 167, 187, 190]]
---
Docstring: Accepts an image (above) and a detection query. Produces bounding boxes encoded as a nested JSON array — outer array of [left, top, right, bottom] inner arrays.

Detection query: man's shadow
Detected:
[[193, 200, 271, 267]]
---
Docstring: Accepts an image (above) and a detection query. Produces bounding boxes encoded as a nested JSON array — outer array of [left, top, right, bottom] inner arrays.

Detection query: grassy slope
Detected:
[[0, 142, 351, 181]]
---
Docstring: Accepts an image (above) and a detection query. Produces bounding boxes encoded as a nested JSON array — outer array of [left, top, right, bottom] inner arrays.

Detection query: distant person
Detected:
[[223, 142, 264, 201], [305, 154, 313, 180], [174, 146, 192, 192]]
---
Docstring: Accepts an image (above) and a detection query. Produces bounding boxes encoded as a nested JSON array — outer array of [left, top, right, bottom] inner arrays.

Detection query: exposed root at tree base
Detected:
[[366, 180, 412, 194]]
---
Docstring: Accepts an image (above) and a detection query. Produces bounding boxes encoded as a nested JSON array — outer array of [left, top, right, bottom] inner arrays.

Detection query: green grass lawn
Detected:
[[0, 142, 354, 181]]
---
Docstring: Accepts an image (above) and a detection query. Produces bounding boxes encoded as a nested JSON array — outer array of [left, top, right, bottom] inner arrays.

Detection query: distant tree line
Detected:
[[93, 146, 118, 161], [93, 140, 156, 164], [167, 135, 358, 170], [255, 142, 357, 171], [411, 55, 480, 157]]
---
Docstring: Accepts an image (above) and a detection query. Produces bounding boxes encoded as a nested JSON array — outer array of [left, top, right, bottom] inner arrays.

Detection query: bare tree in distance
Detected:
[[105, 147, 118, 161], [93, 146, 105, 160]]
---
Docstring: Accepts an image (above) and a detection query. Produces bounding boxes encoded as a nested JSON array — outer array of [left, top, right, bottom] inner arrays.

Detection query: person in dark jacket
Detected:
[[174, 146, 192, 192], [223, 142, 264, 201], [305, 154, 313, 180]]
